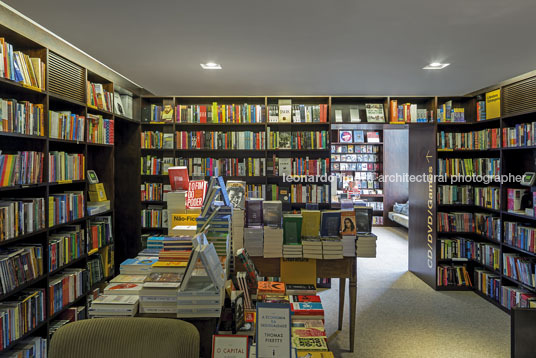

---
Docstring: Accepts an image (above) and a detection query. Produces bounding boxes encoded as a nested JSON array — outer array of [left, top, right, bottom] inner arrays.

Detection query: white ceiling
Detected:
[[4, 0, 536, 96]]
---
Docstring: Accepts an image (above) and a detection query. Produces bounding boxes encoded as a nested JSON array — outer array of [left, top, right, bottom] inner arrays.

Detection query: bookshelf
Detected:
[[0, 20, 143, 350], [408, 81, 536, 314]]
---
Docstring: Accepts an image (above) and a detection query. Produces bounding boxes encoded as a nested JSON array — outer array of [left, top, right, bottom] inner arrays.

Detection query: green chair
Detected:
[[49, 317, 200, 358]]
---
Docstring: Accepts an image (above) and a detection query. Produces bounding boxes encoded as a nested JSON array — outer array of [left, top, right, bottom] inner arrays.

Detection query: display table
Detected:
[[248, 257, 358, 352]]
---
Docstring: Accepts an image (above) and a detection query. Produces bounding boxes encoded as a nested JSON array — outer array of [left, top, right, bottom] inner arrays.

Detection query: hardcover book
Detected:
[[283, 214, 303, 245], [168, 166, 189, 191], [279, 100, 292, 123], [227, 180, 246, 210], [340, 210, 356, 236], [320, 211, 341, 237], [246, 199, 263, 226], [365, 104, 385, 123], [263, 201, 283, 227]]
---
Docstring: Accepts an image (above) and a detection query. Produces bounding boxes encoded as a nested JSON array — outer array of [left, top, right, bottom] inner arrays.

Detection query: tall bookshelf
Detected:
[[409, 81, 536, 314], [0, 21, 142, 350]]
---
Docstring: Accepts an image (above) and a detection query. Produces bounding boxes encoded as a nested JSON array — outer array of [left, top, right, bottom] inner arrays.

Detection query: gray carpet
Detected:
[[319, 227, 510, 358]]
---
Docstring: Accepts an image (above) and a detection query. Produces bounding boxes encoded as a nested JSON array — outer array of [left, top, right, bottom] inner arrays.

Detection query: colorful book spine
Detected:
[[437, 128, 500, 150], [0, 98, 44, 136], [0, 38, 46, 90], [437, 158, 500, 177], [437, 185, 473, 205], [140, 156, 179, 175], [503, 253, 536, 288], [437, 264, 472, 287], [87, 216, 113, 252], [0, 198, 46, 241], [0, 245, 43, 295], [87, 255, 104, 286], [175, 157, 266, 177], [141, 183, 163, 201], [141, 207, 164, 228], [87, 81, 113, 112], [48, 191, 85, 226], [175, 131, 266, 150], [49, 110, 85, 141], [0, 151, 44, 187], [48, 152, 85, 182], [502, 122, 536, 148], [48, 269, 88, 315], [176, 103, 266, 123], [268, 131, 329, 149], [504, 221, 536, 254], [437, 212, 475, 232], [475, 269, 501, 303], [86, 114, 113, 144], [48, 228, 85, 271]]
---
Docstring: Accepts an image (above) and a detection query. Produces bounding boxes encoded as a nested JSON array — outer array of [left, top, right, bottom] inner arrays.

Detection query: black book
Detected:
[[246, 199, 263, 227]]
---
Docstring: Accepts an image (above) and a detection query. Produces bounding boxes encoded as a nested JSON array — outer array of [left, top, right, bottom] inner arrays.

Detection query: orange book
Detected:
[[389, 100, 397, 123], [257, 281, 286, 295]]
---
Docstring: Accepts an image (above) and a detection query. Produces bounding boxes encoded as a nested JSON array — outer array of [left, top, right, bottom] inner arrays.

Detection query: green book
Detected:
[[283, 214, 303, 245]]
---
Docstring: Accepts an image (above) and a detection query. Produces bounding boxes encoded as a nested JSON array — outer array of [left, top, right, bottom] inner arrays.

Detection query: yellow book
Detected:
[[48, 196, 54, 227], [485, 89, 501, 119], [300, 210, 321, 237], [280, 258, 316, 286], [152, 261, 188, 268]]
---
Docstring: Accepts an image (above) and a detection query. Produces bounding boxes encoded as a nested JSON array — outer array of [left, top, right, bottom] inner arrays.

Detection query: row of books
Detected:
[[176, 103, 266, 123], [437, 128, 500, 150], [87, 81, 113, 112], [333, 162, 382, 173], [475, 268, 536, 309], [504, 221, 536, 254], [48, 268, 88, 316], [268, 157, 329, 176], [87, 254, 106, 287], [437, 158, 500, 177], [0, 245, 43, 295], [3, 337, 47, 356], [48, 152, 85, 182], [503, 253, 536, 288], [437, 264, 472, 287], [181, 157, 266, 177], [0, 289, 45, 351], [438, 185, 500, 210], [265, 184, 330, 204], [0, 38, 46, 90], [87, 114, 114, 145], [372, 216, 384, 225], [268, 103, 329, 123], [176, 130, 266, 150], [49, 227, 84, 271], [49, 110, 85, 141], [88, 216, 113, 253], [0, 98, 44, 136], [140, 156, 179, 176], [436, 101, 465, 123], [0, 198, 45, 241], [48, 191, 85, 227], [141, 207, 166, 228], [439, 237, 500, 270], [267, 131, 329, 149], [140, 183, 167, 202], [502, 122, 536, 148], [389, 100, 432, 123], [0, 151, 44, 187], [332, 146, 381, 157], [437, 212, 501, 239], [141, 131, 173, 149]]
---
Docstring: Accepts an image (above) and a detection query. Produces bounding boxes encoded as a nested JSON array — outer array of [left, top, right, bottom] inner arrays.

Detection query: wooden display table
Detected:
[[249, 257, 358, 352]]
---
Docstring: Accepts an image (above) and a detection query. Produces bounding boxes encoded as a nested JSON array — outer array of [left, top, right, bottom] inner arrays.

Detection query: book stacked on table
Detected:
[[257, 281, 287, 303], [290, 293, 330, 354], [283, 213, 303, 258], [147, 236, 165, 251], [88, 295, 139, 317], [244, 227, 264, 256], [355, 233, 377, 257], [119, 257, 158, 275], [342, 235, 356, 257], [263, 226, 283, 258], [321, 237, 343, 259], [158, 236, 193, 262], [139, 272, 183, 314], [103, 282, 143, 296], [283, 244, 303, 258], [302, 237, 323, 259]]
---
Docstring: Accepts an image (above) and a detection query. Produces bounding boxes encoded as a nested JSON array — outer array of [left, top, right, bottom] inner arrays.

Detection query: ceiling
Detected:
[[4, 0, 536, 96]]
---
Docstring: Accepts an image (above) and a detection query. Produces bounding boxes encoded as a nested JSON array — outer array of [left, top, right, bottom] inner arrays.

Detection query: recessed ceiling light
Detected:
[[423, 62, 450, 70], [200, 62, 222, 70]]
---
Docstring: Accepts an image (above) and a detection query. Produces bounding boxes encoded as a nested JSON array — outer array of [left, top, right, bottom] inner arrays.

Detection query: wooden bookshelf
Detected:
[[0, 20, 143, 349]]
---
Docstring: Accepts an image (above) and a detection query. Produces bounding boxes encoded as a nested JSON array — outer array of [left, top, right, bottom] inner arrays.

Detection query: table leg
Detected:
[[338, 277, 345, 330], [349, 260, 357, 352]]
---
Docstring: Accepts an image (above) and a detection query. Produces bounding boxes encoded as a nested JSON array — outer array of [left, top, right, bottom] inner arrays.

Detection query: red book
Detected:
[[186, 180, 207, 209], [291, 295, 321, 303], [168, 166, 189, 191], [290, 302, 324, 316], [200, 105, 207, 123]]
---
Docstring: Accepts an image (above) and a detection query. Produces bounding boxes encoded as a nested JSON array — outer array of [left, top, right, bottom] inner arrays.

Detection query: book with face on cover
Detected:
[[227, 180, 246, 210]]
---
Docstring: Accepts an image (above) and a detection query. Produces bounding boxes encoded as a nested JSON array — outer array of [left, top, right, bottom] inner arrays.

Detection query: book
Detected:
[[339, 130, 353, 143], [353, 130, 364, 143], [257, 281, 286, 295], [186, 180, 207, 209], [301, 210, 321, 238], [103, 283, 143, 295], [110, 274, 147, 283], [263, 201, 283, 227], [366, 132, 380, 143], [340, 210, 356, 236], [290, 295, 321, 303], [349, 108, 360, 122], [143, 272, 183, 288], [279, 100, 292, 123], [168, 166, 189, 191], [365, 104, 385, 123], [227, 180, 246, 210], [246, 199, 263, 227], [283, 214, 303, 245], [320, 211, 341, 237], [291, 337, 328, 351], [286, 284, 316, 295]]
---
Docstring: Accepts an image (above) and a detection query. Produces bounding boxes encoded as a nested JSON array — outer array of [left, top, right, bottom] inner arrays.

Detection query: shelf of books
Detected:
[[422, 87, 536, 312], [0, 24, 141, 350]]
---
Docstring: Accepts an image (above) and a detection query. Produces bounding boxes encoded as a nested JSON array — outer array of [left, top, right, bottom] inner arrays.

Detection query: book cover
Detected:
[[168, 166, 189, 191], [246, 199, 263, 226], [160, 104, 174, 122], [227, 180, 246, 209], [186, 180, 207, 209], [278, 158, 292, 177], [340, 210, 356, 236], [320, 211, 341, 237], [339, 130, 353, 143], [257, 281, 286, 295], [283, 214, 303, 245], [291, 327, 326, 338], [279, 132, 292, 149], [485, 89, 501, 120], [365, 104, 385, 123], [263, 200, 283, 227], [349, 108, 360, 122], [291, 302, 324, 315], [279, 103, 292, 123], [291, 337, 328, 351], [285, 284, 316, 295], [290, 295, 321, 303], [366, 132, 380, 143], [353, 130, 364, 143]]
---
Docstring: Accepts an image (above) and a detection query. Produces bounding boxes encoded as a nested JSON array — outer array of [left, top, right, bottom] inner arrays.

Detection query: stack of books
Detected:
[[355, 233, 377, 257], [147, 236, 165, 251], [103, 282, 143, 296], [119, 257, 158, 275], [158, 236, 192, 263], [302, 237, 323, 259], [244, 227, 264, 256], [263, 226, 283, 258], [89, 295, 139, 317], [232, 208, 245, 253], [257, 281, 286, 302], [139, 272, 183, 314], [321, 237, 343, 259], [342, 235, 356, 257], [283, 244, 303, 258], [289, 293, 330, 353]]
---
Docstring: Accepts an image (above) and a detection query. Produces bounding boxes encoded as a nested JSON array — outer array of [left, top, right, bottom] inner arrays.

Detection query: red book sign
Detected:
[[186, 180, 207, 209]]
